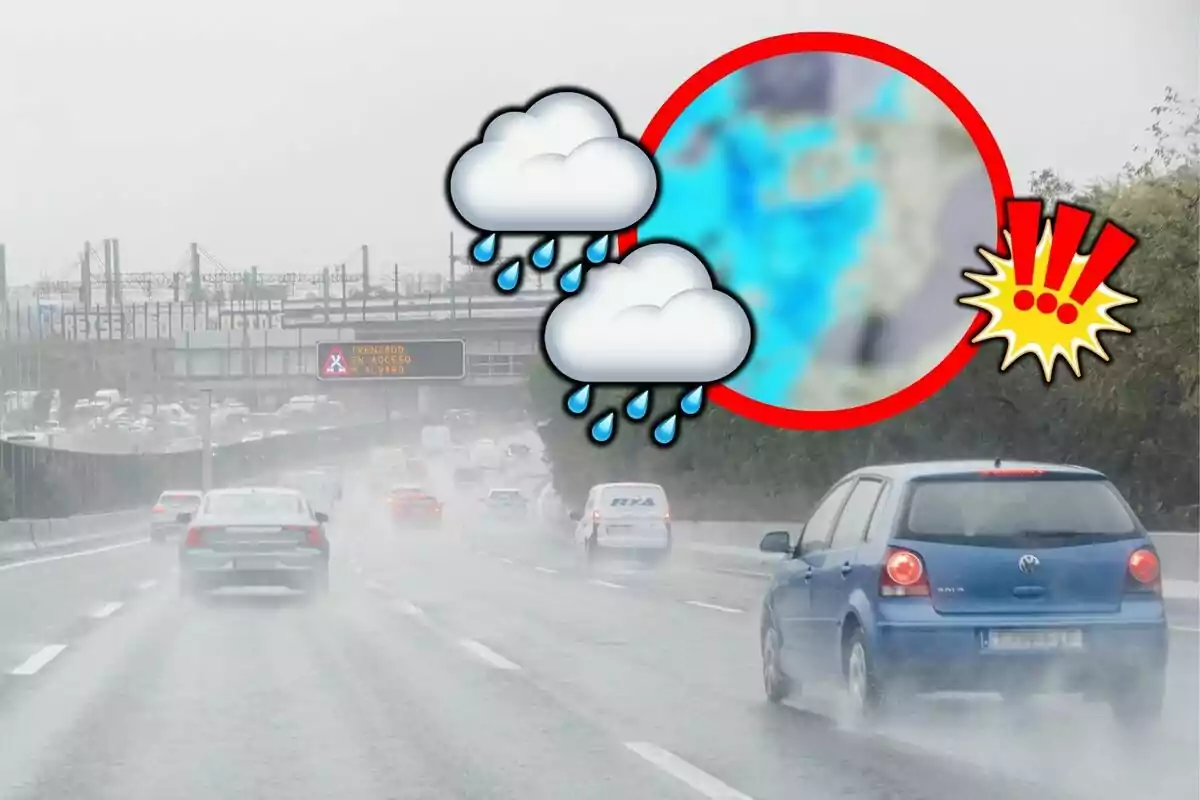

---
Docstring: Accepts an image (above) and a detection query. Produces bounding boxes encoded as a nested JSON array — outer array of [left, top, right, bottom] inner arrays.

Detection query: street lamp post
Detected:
[[200, 388, 213, 491]]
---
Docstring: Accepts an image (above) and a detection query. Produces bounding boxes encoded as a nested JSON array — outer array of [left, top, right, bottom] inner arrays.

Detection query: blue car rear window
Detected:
[[902, 477, 1138, 542]]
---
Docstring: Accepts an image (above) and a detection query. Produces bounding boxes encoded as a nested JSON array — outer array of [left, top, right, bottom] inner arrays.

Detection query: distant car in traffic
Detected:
[[570, 482, 672, 565], [482, 488, 529, 523], [177, 487, 330, 596], [389, 485, 443, 528], [757, 460, 1168, 726], [151, 490, 203, 542]]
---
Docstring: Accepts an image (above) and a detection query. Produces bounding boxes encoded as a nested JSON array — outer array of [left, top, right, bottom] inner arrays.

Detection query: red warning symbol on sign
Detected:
[[322, 345, 348, 377]]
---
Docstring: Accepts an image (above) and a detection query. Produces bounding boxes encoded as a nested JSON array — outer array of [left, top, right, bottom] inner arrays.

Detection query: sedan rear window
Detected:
[[903, 477, 1138, 543], [204, 493, 304, 516]]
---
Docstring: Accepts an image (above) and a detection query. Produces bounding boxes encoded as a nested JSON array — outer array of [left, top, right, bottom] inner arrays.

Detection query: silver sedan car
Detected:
[[176, 487, 330, 597]]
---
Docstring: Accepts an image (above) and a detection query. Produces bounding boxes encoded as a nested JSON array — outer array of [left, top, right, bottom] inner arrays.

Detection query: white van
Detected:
[[571, 482, 672, 562]]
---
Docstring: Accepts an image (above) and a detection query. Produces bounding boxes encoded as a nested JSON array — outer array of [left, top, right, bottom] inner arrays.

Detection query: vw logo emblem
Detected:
[[1018, 554, 1040, 574]]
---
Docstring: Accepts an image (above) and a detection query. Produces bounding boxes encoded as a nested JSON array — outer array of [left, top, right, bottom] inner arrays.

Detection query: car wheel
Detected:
[[761, 619, 793, 703], [584, 534, 598, 564], [1109, 673, 1164, 729], [844, 629, 887, 722]]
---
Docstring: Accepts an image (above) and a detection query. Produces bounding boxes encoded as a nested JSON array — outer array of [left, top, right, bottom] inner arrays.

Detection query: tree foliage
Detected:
[[531, 90, 1199, 527]]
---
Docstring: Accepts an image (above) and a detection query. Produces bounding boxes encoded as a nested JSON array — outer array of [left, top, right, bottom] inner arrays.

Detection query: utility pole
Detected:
[[339, 264, 347, 315], [81, 242, 92, 307], [112, 238, 122, 307], [189, 242, 201, 301], [361, 244, 370, 295], [448, 232, 458, 320], [104, 239, 114, 307], [199, 388, 213, 491], [321, 267, 331, 324]]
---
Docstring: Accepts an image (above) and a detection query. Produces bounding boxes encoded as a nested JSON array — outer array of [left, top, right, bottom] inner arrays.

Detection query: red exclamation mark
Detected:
[[1059, 221, 1137, 325], [1037, 204, 1092, 321], [1006, 200, 1043, 311]]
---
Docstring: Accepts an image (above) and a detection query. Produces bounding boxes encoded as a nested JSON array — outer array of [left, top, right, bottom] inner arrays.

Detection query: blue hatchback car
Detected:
[[758, 460, 1168, 725]]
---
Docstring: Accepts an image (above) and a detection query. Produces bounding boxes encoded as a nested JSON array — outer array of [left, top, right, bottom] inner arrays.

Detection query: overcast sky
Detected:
[[0, 0, 1196, 285]]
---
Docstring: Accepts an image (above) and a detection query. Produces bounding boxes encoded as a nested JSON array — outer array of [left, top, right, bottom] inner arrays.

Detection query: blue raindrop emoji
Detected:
[[472, 233, 497, 264], [680, 386, 704, 416], [495, 259, 521, 293], [559, 263, 583, 293], [652, 415, 678, 446], [531, 238, 557, 270], [590, 411, 615, 443], [625, 389, 650, 421], [585, 235, 609, 264], [566, 385, 591, 416]]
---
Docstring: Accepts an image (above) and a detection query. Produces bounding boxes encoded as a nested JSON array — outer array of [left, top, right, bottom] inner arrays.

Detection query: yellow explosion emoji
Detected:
[[960, 199, 1139, 382]]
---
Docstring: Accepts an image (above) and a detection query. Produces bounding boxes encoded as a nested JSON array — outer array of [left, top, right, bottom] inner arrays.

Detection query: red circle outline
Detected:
[[617, 32, 1014, 430]]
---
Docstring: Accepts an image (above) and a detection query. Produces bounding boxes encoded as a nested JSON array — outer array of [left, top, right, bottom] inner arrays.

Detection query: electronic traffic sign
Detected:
[[316, 339, 466, 381]]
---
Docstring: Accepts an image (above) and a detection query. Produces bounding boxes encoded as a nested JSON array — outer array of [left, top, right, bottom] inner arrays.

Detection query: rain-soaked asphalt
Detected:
[[0, 475, 1196, 800]]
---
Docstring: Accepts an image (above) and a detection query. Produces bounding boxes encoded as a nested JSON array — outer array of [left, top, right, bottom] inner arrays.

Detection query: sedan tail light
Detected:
[[152, 504, 165, 513], [1126, 548, 1161, 593], [183, 527, 205, 547], [879, 547, 930, 597], [305, 527, 325, 547]]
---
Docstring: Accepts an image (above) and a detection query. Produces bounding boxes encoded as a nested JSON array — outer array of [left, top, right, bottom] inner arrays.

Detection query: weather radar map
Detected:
[[638, 53, 996, 411]]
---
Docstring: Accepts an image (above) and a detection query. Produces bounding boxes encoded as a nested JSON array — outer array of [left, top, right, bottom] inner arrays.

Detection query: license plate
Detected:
[[985, 629, 1083, 651], [235, 558, 277, 570]]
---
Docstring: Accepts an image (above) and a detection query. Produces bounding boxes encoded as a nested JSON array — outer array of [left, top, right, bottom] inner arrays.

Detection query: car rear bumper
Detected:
[[181, 549, 326, 580], [872, 616, 1168, 692]]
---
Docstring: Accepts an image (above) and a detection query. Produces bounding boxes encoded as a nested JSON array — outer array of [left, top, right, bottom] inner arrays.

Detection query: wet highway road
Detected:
[[0, 501, 1196, 799]]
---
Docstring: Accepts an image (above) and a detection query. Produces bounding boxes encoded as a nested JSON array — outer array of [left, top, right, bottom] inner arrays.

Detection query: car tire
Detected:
[[1109, 673, 1164, 728], [844, 628, 887, 722], [761, 618, 794, 703], [584, 534, 598, 564]]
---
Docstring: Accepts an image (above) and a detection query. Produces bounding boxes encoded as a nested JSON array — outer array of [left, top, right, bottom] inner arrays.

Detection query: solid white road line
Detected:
[[0, 539, 147, 573], [624, 742, 754, 800], [685, 600, 744, 614], [10, 645, 68, 676], [136, 579, 158, 591], [534, 566, 559, 574], [1170, 625, 1199, 634], [459, 639, 521, 671], [89, 602, 124, 619], [499, 557, 514, 564], [590, 579, 626, 590]]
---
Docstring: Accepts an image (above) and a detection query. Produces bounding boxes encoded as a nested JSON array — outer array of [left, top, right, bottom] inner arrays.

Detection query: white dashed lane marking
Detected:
[[459, 639, 521, 671], [534, 566, 559, 574], [136, 579, 158, 591], [589, 579, 626, 590], [10, 645, 68, 676], [624, 742, 754, 800], [685, 600, 744, 614], [89, 602, 124, 619]]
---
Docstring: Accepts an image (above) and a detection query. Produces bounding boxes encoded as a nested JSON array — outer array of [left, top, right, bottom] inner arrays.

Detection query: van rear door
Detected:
[[596, 485, 670, 548]]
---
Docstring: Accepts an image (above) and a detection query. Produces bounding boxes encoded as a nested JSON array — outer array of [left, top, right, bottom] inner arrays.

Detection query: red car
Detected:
[[389, 486, 442, 528]]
